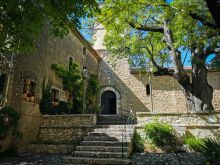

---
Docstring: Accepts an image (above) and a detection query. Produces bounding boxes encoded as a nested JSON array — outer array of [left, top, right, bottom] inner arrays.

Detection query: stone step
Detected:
[[81, 141, 129, 147], [27, 144, 75, 154], [73, 151, 128, 158], [88, 132, 133, 137], [76, 146, 128, 152], [93, 128, 134, 133], [95, 125, 134, 128], [84, 136, 131, 142], [64, 156, 130, 165], [97, 115, 128, 125]]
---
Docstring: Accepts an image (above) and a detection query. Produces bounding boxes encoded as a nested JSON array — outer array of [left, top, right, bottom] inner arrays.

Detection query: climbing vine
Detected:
[[51, 62, 84, 113]]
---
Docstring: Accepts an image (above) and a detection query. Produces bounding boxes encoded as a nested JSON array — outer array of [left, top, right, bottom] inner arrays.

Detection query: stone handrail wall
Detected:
[[136, 111, 220, 138]]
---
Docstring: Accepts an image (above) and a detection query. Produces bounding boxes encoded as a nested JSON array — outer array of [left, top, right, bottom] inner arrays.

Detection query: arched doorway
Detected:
[[101, 90, 116, 114]]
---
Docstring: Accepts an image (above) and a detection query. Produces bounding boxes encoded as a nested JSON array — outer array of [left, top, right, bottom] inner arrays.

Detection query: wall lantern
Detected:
[[82, 66, 88, 80]]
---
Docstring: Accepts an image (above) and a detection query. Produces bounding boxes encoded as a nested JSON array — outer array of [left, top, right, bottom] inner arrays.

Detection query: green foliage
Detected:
[[0, 107, 20, 140], [51, 62, 84, 113], [86, 73, 99, 110], [133, 131, 145, 153], [99, 0, 220, 68], [144, 121, 175, 146], [200, 138, 220, 164], [0, 146, 18, 158], [0, 0, 98, 54], [39, 78, 53, 114], [85, 105, 101, 114], [87, 73, 99, 97], [183, 134, 204, 152]]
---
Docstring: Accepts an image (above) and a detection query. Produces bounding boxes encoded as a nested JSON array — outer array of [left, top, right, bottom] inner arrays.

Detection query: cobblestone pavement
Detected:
[[0, 153, 207, 165]]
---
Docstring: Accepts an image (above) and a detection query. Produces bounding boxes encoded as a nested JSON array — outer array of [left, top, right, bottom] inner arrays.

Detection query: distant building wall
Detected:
[[98, 55, 220, 115]]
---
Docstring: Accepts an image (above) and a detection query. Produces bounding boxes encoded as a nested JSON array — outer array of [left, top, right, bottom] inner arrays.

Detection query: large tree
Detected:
[[0, 0, 98, 56], [99, 0, 220, 112]]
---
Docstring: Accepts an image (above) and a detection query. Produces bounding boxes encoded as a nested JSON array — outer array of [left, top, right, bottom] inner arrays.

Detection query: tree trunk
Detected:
[[163, 20, 214, 112], [178, 51, 214, 112], [180, 69, 214, 112]]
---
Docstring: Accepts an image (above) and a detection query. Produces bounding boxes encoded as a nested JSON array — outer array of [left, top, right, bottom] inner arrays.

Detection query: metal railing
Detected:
[[121, 107, 135, 158]]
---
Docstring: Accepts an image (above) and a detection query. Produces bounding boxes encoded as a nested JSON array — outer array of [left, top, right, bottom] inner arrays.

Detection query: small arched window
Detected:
[[146, 84, 150, 96], [83, 47, 87, 55]]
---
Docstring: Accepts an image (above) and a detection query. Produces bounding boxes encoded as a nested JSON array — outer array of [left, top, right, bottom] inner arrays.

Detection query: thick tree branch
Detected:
[[132, 2, 218, 29], [127, 21, 164, 33], [189, 13, 218, 29], [205, 0, 220, 29], [145, 41, 176, 77]]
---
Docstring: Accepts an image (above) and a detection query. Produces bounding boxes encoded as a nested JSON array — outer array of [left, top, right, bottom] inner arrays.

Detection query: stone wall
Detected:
[[17, 101, 42, 153], [136, 112, 220, 139], [98, 56, 220, 115], [9, 26, 99, 110], [28, 114, 96, 154]]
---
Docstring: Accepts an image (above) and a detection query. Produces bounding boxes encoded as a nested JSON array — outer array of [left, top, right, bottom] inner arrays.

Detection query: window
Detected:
[[51, 88, 59, 107], [146, 84, 150, 96], [83, 47, 87, 55], [22, 80, 36, 102], [0, 74, 6, 106]]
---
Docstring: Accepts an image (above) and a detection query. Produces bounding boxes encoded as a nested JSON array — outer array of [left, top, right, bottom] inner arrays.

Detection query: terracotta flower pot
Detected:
[[26, 97, 30, 102], [30, 96, 35, 102]]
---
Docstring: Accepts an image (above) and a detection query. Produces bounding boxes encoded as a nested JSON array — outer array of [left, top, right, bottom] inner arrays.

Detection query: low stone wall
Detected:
[[42, 114, 97, 127], [28, 114, 96, 154], [136, 111, 220, 138]]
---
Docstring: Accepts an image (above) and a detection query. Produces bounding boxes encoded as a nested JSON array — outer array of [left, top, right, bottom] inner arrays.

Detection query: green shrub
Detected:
[[133, 131, 145, 153], [183, 134, 204, 152], [0, 106, 20, 140], [200, 138, 220, 164], [144, 120, 175, 146], [85, 105, 101, 114], [39, 78, 53, 114]]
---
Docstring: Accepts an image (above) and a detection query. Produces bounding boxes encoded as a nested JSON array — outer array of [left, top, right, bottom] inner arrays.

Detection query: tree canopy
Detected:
[[0, 0, 98, 55], [99, 0, 219, 70]]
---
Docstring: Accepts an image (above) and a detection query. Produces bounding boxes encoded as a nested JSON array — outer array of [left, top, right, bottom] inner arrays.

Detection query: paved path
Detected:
[[0, 153, 207, 165]]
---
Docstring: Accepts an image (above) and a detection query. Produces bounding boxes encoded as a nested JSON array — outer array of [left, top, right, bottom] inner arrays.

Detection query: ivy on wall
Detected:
[[51, 62, 84, 113]]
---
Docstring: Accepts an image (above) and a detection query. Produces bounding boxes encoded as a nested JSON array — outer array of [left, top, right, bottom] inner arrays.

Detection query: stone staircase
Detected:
[[27, 114, 96, 154], [64, 115, 134, 165], [97, 115, 129, 125]]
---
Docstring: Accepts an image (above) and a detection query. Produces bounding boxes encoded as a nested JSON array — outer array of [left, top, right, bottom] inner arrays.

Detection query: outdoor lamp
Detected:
[[82, 66, 88, 79]]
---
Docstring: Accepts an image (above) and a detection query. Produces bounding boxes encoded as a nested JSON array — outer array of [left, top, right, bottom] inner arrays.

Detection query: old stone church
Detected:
[[0, 24, 220, 156]]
